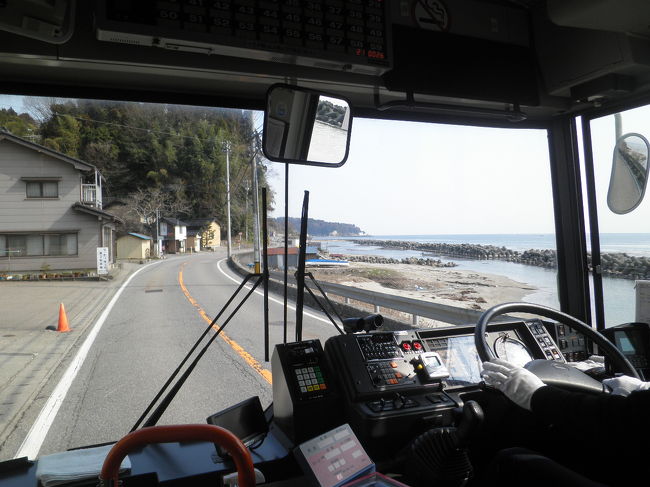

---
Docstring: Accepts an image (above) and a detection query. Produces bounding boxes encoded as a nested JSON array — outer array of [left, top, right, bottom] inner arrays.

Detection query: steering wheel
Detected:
[[475, 302, 639, 392]]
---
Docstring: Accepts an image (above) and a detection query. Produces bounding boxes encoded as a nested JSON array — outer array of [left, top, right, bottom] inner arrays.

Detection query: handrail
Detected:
[[100, 424, 255, 487]]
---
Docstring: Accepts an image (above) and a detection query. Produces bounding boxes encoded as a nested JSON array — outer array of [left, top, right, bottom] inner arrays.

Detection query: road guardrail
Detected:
[[265, 269, 483, 326]]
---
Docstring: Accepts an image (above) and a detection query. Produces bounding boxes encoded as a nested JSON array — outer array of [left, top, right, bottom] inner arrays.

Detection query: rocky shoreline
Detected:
[[345, 239, 650, 280], [328, 253, 457, 267]]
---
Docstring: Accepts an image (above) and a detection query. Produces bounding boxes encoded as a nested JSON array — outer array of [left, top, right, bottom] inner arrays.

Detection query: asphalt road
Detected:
[[32, 251, 340, 457]]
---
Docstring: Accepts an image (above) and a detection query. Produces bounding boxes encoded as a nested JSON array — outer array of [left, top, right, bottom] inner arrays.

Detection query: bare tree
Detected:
[[121, 187, 191, 236], [22, 96, 72, 122]]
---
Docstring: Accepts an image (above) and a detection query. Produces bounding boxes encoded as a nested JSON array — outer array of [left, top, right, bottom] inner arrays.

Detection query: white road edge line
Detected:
[[216, 258, 332, 325], [14, 261, 162, 460]]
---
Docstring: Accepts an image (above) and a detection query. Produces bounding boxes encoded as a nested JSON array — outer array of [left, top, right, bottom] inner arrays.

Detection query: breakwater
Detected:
[[329, 253, 457, 267], [348, 239, 650, 280]]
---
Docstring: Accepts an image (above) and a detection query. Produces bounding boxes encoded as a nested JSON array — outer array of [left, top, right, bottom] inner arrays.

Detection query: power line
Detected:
[[51, 111, 206, 140]]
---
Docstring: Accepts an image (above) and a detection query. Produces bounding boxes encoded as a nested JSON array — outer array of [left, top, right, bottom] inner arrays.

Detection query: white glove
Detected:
[[481, 358, 546, 411], [602, 375, 650, 396]]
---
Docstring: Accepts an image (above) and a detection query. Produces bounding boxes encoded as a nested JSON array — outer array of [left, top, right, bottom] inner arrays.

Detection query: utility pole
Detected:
[[155, 208, 160, 257], [250, 111, 261, 273], [244, 180, 250, 241], [225, 141, 233, 258], [251, 149, 261, 273]]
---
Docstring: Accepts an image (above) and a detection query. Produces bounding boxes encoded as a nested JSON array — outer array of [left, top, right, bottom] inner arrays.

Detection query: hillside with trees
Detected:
[[274, 217, 363, 236], [1, 99, 270, 239], [0, 108, 37, 138]]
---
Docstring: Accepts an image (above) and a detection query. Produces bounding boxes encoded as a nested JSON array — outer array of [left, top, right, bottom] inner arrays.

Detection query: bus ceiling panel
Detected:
[[534, 3, 650, 101], [0, 2, 541, 121], [547, 0, 650, 39], [382, 25, 540, 106], [1, 1, 650, 121]]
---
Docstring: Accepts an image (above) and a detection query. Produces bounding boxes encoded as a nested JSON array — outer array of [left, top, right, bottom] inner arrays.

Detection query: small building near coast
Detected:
[[117, 232, 152, 260], [266, 246, 319, 269]]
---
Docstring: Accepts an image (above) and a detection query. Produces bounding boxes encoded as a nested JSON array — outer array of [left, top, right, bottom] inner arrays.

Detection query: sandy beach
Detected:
[[309, 261, 536, 324]]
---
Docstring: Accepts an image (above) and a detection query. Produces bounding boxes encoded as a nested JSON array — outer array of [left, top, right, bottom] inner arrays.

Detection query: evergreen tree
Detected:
[[26, 99, 272, 237]]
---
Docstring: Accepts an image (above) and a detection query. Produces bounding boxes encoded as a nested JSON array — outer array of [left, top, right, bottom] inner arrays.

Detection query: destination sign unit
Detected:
[[96, 0, 390, 75]]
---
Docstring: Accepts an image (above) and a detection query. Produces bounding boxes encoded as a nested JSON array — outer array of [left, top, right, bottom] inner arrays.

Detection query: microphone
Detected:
[[342, 314, 384, 334]]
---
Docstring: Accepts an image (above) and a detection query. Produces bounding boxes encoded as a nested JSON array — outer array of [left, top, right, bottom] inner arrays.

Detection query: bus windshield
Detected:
[[0, 95, 558, 459]]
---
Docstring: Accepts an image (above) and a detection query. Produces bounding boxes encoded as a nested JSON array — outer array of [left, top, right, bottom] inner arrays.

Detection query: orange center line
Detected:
[[177, 262, 273, 384]]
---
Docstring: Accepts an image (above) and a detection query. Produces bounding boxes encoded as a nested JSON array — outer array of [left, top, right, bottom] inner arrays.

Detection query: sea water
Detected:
[[318, 234, 650, 327]]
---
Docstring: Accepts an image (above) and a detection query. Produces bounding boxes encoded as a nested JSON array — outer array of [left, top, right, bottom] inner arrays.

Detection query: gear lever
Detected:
[[455, 400, 485, 447], [405, 400, 484, 487]]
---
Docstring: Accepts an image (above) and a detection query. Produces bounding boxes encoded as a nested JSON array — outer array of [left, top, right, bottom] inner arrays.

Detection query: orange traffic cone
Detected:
[[57, 303, 71, 332]]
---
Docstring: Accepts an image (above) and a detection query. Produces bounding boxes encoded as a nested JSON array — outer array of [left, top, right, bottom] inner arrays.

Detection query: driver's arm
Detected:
[[483, 360, 650, 485], [482, 359, 650, 440], [530, 384, 650, 439]]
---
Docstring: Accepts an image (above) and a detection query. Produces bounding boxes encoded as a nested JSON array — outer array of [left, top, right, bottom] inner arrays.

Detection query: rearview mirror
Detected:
[[263, 84, 352, 167], [607, 133, 650, 214]]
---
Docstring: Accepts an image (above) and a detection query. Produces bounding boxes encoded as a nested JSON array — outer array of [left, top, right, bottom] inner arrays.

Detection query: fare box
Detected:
[[294, 424, 375, 487]]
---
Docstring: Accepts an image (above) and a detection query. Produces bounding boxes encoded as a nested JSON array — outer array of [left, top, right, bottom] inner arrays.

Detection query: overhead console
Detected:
[[95, 0, 391, 76], [1, 1, 650, 118]]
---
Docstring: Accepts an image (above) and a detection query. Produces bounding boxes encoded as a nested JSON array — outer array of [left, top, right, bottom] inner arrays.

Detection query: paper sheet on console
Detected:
[[36, 444, 130, 487]]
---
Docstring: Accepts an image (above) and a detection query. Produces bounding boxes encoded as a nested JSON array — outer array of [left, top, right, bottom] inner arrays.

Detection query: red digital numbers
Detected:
[[355, 49, 385, 60]]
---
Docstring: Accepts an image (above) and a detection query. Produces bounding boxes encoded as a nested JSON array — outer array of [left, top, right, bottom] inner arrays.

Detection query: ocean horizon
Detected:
[[320, 233, 650, 257], [317, 233, 649, 327]]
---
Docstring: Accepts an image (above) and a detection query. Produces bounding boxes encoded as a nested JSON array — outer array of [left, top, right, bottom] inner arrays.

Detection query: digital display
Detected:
[[425, 335, 482, 386], [206, 396, 268, 457], [423, 354, 441, 366], [616, 332, 637, 354]]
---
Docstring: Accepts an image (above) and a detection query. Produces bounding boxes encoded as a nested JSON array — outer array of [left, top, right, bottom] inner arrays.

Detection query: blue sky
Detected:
[[262, 106, 650, 236]]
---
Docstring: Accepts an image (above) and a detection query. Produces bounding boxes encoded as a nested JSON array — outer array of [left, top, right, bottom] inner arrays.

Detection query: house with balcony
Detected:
[[159, 217, 187, 254], [0, 130, 122, 273]]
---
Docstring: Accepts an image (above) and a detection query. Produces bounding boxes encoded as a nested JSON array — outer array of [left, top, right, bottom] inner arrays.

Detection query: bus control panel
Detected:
[[321, 320, 561, 457]]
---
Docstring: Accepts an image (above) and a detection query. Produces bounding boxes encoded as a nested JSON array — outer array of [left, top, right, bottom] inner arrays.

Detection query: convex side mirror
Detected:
[[263, 84, 352, 167]]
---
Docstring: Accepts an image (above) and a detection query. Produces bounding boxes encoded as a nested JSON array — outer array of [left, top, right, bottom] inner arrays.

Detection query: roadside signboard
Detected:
[[97, 247, 109, 275]]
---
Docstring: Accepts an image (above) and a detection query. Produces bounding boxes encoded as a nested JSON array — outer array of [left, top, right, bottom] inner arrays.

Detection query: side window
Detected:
[[44, 234, 78, 256], [25, 180, 59, 198], [585, 105, 650, 327]]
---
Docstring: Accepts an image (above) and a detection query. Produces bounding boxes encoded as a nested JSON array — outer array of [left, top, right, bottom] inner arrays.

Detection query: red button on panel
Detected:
[[412, 341, 423, 351], [401, 342, 411, 351]]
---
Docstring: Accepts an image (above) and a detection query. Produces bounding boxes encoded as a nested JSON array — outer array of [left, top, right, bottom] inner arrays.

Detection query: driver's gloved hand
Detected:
[[481, 359, 546, 411], [602, 375, 650, 396]]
